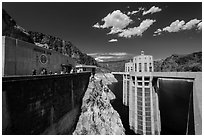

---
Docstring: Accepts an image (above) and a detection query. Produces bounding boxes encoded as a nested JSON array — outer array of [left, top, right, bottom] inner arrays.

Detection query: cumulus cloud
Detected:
[[153, 28, 162, 36], [93, 10, 132, 34], [108, 39, 118, 42], [154, 19, 202, 36], [143, 6, 162, 15], [118, 19, 156, 38], [93, 9, 157, 38], [197, 22, 202, 30], [182, 19, 201, 30], [163, 20, 185, 32]]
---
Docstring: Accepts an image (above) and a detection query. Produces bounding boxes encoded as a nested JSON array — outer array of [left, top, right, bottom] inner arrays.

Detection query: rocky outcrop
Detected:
[[73, 78, 125, 135], [154, 51, 202, 72], [94, 73, 118, 85], [2, 9, 34, 44], [2, 9, 97, 66]]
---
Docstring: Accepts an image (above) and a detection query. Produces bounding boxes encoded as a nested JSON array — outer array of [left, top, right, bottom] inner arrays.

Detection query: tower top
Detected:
[[141, 51, 144, 55]]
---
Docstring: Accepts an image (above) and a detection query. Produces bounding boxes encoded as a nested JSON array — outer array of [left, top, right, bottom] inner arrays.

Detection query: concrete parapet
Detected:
[[2, 72, 91, 135]]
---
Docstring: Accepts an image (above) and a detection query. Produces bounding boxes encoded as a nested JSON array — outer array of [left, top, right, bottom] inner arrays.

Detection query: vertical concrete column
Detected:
[[193, 77, 202, 135], [123, 74, 126, 105], [134, 75, 138, 133], [129, 75, 133, 129], [15, 39, 17, 75], [150, 76, 155, 135], [142, 76, 146, 134], [2, 37, 5, 76], [71, 79, 74, 109]]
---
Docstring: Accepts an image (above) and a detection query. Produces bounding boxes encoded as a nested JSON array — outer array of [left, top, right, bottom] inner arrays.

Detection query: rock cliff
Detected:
[[73, 77, 125, 135], [2, 9, 97, 66]]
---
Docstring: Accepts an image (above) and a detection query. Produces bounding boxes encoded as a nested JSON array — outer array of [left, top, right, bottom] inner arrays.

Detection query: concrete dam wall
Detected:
[[2, 72, 91, 135]]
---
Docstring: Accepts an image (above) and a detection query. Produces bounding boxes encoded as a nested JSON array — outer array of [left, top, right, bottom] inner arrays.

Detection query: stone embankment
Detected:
[[73, 74, 125, 135]]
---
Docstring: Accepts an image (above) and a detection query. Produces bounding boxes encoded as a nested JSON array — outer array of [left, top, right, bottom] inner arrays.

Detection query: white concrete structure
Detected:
[[123, 51, 160, 135], [125, 61, 133, 72], [113, 69, 202, 135]]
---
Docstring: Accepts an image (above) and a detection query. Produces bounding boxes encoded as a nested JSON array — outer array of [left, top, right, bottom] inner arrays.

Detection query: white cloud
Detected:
[[97, 10, 132, 33], [153, 28, 162, 36], [96, 56, 114, 59], [95, 58, 104, 62], [127, 10, 139, 15], [143, 6, 162, 15], [87, 53, 99, 56], [197, 22, 202, 30], [108, 39, 118, 42], [154, 19, 202, 36], [88, 52, 127, 57], [107, 28, 123, 34], [93, 22, 101, 28], [118, 19, 156, 38], [127, 7, 144, 15], [93, 9, 156, 38], [163, 20, 185, 32], [107, 52, 127, 56], [182, 19, 201, 30], [88, 52, 130, 62]]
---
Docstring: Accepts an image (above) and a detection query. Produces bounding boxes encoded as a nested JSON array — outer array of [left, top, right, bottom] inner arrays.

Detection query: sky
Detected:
[[2, 2, 202, 61]]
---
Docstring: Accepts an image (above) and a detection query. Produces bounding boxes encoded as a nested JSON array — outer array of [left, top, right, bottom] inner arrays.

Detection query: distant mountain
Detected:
[[98, 60, 130, 72], [155, 51, 202, 72], [2, 9, 97, 66], [88, 52, 134, 62], [98, 51, 202, 72]]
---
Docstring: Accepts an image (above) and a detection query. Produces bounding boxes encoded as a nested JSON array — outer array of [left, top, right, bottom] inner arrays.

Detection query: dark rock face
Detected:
[[2, 9, 97, 66], [2, 9, 34, 44], [155, 52, 202, 72]]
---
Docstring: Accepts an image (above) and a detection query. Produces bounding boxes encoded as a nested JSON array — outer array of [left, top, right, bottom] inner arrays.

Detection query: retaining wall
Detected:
[[2, 72, 91, 135]]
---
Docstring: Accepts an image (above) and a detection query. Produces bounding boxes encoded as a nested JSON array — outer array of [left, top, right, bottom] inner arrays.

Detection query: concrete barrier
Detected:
[[2, 72, 91, 135]]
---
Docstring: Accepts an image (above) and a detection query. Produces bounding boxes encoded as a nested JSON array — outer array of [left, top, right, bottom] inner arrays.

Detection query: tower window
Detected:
[[149, 66, 152, 72], [145, 107, 151, 111], [146, 112, 151, 117], [144, 63, 147, 72], [139, 63, 142, 72], [138, 125, 143, 130], [137, 130, 143, 135], [144, 77, 150, 81], [145, 97, 150, 102], [138, 120, 143, 125], [138, 106, 143, 111], [146, 126, 151, 131], [138, 110, 143, 116], [137, 96, 143, 101], [145, 102, 151, 107], [135, 63, 137, 72], [138, 101, 142, 106], [138, 115, 143, 121], [145, 82, 149, 86], [138, 82, 142, 86], [137, 77, 142, 81], [145, 117, 151, 121]]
